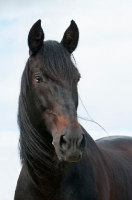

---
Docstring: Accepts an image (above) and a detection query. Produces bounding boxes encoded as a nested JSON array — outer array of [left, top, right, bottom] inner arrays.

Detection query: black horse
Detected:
[[14, 20, 132, 200]]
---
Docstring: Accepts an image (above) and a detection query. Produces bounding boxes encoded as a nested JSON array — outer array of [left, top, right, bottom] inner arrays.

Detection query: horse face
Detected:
[[28, 20, 86, 163]]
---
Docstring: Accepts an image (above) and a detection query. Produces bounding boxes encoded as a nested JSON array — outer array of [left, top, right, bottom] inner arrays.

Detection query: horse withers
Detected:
[[14, 20, 132, 200]]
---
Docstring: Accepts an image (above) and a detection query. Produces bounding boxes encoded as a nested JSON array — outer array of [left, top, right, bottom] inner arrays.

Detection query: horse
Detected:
[[14, 20, 132, 200]]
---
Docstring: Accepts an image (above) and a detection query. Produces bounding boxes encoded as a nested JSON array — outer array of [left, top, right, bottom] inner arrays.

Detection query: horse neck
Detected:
[[81, 126, 108, 173]]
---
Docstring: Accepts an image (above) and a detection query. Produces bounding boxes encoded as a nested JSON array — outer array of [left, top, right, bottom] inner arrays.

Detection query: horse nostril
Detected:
[[78, 134, 86, 150], [59, 133, 86, 151], [59, 135, 69, 151]]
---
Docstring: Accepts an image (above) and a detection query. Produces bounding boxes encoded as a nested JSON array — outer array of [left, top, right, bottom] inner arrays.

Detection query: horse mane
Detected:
[[18, 41, 79, 180]]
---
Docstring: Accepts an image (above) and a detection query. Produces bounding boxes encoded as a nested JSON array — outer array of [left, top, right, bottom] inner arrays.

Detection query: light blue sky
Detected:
[[0, 1, 132, 199]]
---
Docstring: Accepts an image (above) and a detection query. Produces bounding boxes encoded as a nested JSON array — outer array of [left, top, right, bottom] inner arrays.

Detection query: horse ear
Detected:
[[28, 20, 44, 55], [61, 20, 79, 54]]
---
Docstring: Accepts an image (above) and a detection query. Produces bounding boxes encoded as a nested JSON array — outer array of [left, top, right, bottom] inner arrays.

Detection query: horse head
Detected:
[[22, 20, 86, 163]]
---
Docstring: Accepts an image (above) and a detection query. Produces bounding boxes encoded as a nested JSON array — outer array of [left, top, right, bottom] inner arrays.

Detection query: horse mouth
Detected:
[[57, 152, 82, 163]]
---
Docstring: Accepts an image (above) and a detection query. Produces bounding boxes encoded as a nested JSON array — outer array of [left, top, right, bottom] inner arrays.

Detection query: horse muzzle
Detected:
[[52, 130, 86, 163]]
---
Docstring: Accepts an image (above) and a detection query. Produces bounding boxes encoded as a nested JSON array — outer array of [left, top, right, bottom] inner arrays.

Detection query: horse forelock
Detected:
[[29, 40, 79, 86]]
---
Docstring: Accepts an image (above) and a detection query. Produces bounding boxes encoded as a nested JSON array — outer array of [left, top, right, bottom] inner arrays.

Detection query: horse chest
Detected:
[[39, 171, 97, 200]]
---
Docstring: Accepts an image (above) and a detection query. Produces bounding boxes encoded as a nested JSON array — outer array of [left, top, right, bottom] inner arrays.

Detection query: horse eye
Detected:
[[35, 75, 43, 83]]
